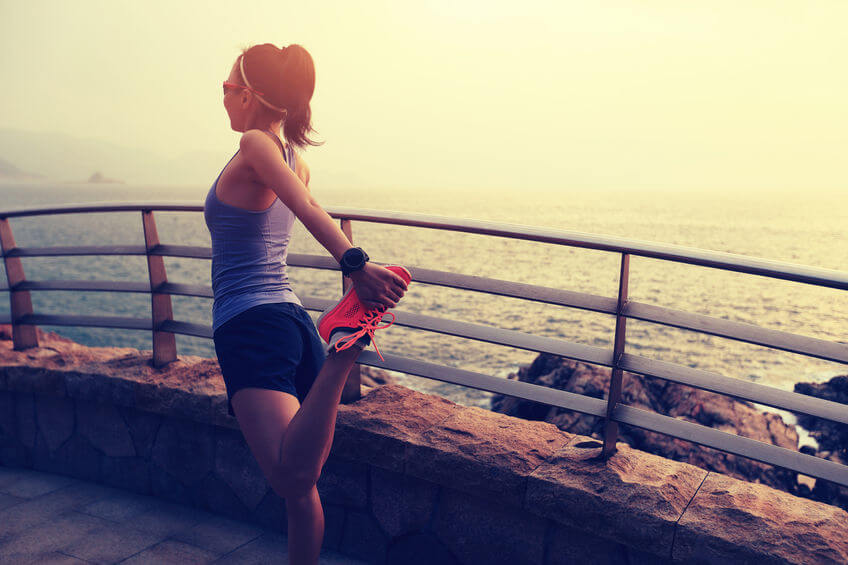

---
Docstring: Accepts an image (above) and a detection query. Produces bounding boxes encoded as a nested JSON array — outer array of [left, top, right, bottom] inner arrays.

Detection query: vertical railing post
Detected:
[[0, 217, 38, 350], [142, 210, 177, 368], [602, 253, 630, 457], [339, 218, 362, 403]]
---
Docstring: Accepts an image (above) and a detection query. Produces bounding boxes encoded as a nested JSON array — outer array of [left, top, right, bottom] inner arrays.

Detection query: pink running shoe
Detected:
[[316, 265, 412, 361]]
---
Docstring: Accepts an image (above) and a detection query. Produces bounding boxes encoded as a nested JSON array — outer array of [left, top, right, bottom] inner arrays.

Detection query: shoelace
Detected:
[[333, 308, 396, 361]]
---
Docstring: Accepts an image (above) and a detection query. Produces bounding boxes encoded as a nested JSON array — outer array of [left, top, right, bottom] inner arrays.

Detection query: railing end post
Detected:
[[11, 323, 38, 351]]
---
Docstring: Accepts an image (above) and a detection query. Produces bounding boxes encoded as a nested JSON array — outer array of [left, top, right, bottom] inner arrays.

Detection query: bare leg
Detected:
[[278, 345, 361, 483], [286, 484, 323, 565]]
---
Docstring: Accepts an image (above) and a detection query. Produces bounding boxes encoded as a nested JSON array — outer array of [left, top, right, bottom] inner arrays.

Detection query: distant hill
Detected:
[[0, 128, 229, 186], [0, 157, 45, 181]]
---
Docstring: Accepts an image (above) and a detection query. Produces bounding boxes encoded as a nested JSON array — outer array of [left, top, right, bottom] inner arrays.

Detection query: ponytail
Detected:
[[240, 43, 323, 149]]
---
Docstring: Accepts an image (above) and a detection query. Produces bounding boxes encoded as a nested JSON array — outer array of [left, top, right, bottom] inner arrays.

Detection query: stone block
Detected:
[[545, 521, 630, 565], [118, 406, 162, 458], [75, 398, 135, 457], [32, 429, 65, 476], [15, 392, 36, 449], [674, 473, 848, 564], [340, 508, 389, 564], [35, 394, 74, 453], [323, 502, 346, 551], [251, 489, 288, 533], [406, 404, 573, 507], [51, 434, 102, 483], [434, 487, 547, 565], [316, 454, 368, 509], [526, 437, 706, 557], [64, 369, 135, 406], [193, 472, 253, 522], [0, 391, 15, 444], [151, 418, 214, 487], [213, 426, 268, 510], [150, 462, 193, 505], [4, 366, 66, 396], [387, 532, 460, 565], [210, 392, 239, 429], [371, 465, 439, 537], [134, 375, 214, 423], [332, 384, 459, 472]]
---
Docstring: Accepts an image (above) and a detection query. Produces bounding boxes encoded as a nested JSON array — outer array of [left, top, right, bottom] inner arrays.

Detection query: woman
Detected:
[[204, 43, 409, 564]]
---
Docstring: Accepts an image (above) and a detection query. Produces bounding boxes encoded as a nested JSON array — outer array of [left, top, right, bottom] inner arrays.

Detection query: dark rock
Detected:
[[492, 354, 799, 494], [360, 365, 395, 387], [794, 375, 848, 511]]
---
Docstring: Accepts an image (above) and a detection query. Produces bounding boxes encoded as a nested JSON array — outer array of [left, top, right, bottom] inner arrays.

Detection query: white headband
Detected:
[[240, 55, 287, 115]]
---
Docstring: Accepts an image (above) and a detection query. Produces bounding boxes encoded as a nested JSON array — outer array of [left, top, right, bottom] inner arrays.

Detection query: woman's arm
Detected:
[[238, 130, 407, 308]]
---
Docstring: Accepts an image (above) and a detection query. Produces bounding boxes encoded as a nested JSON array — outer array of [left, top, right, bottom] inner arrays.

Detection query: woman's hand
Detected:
[[349, 263, 408, 310]]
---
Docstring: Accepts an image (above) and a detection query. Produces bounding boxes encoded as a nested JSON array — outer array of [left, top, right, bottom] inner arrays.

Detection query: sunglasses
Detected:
[[222, 81, 264, 97]]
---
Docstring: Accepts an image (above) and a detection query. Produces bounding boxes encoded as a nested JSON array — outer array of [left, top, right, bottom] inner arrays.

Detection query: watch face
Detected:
[[343, 248, 365, 268]]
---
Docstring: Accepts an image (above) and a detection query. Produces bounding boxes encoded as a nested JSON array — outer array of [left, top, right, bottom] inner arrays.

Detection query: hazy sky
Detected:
[[1, 0, 846, 192]]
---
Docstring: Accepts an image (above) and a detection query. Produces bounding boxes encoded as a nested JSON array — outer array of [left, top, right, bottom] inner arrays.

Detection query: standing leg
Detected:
[[285, 485, 323, 565]]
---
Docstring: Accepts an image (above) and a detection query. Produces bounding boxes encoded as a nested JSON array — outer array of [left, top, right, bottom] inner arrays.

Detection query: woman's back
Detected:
[[204, 130, 301, 332]]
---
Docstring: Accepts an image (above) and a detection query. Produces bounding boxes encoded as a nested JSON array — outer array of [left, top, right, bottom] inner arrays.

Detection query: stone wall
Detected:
[[1, 328, 847, 564]]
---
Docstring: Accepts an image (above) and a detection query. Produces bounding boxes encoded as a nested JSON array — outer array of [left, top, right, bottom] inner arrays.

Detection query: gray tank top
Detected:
[[203, 130, 302, 333]]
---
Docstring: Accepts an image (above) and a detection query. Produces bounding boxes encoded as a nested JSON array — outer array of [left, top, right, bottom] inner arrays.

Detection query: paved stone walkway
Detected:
[[0, 465, 368, 564]]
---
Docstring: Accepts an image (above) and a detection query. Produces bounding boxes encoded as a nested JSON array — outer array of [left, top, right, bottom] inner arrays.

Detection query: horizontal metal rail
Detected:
[[14, 280, 151, 293], [620, 354, 848, 426], [1, 202, 846, 489], [7, 245, 148, 257], [5, 274, 844, 364], [355, 350, 609, 419], [16, 313, 151, 331], [1, 202, 845, 290], [613, 404, 848, 486]]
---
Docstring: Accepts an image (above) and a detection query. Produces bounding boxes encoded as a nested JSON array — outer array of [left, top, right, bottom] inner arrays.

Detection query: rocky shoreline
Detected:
[[489, 353, 848, 512]]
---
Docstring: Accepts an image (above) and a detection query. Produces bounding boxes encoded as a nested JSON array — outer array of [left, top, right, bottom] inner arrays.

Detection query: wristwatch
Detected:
[[340, 247, 370, 277]]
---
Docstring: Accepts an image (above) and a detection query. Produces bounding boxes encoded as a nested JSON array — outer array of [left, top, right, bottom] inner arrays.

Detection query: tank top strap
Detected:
[[262, 129, 294, 171]]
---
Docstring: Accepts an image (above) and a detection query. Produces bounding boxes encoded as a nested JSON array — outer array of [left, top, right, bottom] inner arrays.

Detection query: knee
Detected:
[[271, 462, 321, 499]]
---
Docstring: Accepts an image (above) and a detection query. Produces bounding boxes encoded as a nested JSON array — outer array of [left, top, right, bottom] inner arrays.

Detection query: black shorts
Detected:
[[213, 301, 327, 417]]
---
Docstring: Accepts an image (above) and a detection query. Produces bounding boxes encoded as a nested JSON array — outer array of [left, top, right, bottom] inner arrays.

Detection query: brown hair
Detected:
[[239, 43, 322, 149]]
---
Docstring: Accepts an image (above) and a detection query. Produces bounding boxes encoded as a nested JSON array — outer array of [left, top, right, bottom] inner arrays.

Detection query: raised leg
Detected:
[[274, 345, 362, 494]]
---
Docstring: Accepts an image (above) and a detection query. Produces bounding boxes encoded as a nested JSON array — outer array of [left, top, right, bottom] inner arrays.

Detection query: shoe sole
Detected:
[[316, 264, 412, 344]]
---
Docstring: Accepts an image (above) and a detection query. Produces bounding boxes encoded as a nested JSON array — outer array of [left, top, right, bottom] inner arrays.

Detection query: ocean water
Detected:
[[0, 182, 846, 412]]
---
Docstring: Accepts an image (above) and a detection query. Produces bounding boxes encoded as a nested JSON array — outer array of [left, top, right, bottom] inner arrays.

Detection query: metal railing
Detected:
[[1, 202, 847, 488]]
